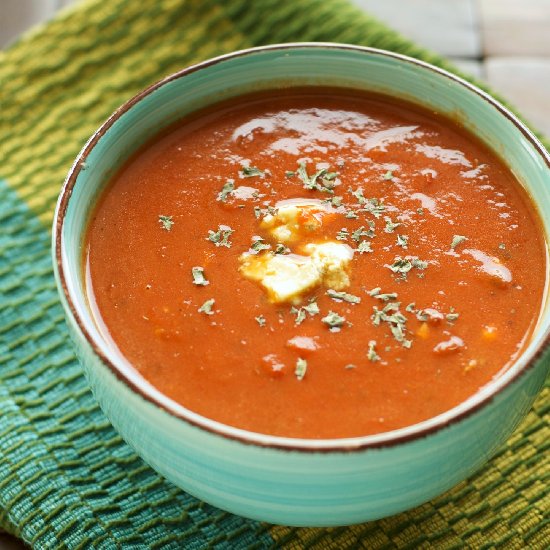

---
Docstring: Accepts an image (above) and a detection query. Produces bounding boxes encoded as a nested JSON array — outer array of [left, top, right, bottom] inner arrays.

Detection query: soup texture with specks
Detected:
[[85, 88, 547, 438]]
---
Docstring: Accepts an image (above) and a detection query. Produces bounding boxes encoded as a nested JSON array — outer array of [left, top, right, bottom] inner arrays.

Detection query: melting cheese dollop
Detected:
[[261, 199, 334, 243], [239, 199, 354, 303], [239, 242, 354, 304], [304, 241, 353, 290]]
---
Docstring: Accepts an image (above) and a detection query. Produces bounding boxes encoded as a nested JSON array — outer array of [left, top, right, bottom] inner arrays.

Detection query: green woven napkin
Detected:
[[0, 0, 548, 547]]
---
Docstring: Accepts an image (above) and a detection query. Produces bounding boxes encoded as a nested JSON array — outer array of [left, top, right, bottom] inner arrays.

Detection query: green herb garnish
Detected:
[[323, 171, 339, 181], [450, 235, 467, 250], [412, 258, 428, 270], [198, 298, 215, 315], [446, 307, 459, 323], [250, 237, 270, 252], [388, 256, 427, 279], [383, 170, 394, 181], [291, 302, 317, 324], [255, 205, 276, 219], [191, 266, 209, 286], [291, 299, 320, 325], [274, 243, 289, 255], [158, 215, 174, 231], [325, 196, 343, 208], [297, 162, 335, 194], [384, 217, 401, 233], [303, 300, 320, 317], [388, 257, 413, 276], [285, 170, 295, 177], [295, 358, 307, 381], [322, 311, 346, 330], [336, 228, 350, 241], [217, 180, 234, 202], [255, 315, 266, 327], [241, 166, 264, 178], [352, 225, 374, 242], [367, 340, 380, 362], [371, 306, 385, 327], [326, 289, 361, 304], [415, 309, 429, 322], [396, 234, 409, 249], [363, 198, 385, 218], [371, 304, 411, 347], [350, 187, 367, 205], [207, 225, 234, 248], [368, 288, 398, 301], [417, 207, 425, 216], [291, 307, 306, 325], [357, 240, 373, 254]]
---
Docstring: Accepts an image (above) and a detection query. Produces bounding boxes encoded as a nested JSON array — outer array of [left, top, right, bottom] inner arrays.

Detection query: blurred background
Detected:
[[2, 0, 549, 135]]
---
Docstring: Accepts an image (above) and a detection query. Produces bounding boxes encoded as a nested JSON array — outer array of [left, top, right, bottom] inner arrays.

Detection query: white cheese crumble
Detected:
[[260, 199, 332, 243], [305, 241, 354, 290], [239, 242, 354, 304]]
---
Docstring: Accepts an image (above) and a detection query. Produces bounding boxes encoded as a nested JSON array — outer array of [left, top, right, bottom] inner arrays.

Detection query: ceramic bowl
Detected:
[[53, 43, 550, 526]]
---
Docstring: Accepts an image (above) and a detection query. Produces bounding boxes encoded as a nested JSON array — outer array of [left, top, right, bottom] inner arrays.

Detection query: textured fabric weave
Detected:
[[0, 0, 548, 547]]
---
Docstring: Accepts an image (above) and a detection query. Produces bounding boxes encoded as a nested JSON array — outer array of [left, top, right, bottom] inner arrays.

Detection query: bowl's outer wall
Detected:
[[55, 45, 550, 526], [62, 297, 549, 526]]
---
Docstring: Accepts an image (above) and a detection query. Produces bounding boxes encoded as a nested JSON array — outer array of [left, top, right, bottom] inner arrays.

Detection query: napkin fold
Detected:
[[0, 0, 548, 547]]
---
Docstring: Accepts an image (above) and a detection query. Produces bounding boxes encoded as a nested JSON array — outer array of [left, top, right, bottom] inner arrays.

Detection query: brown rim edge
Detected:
[[53, 42, 550, 453]]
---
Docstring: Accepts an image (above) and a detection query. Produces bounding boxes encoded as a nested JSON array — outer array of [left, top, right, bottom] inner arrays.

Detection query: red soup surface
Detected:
[[85, 88, 546, 439]]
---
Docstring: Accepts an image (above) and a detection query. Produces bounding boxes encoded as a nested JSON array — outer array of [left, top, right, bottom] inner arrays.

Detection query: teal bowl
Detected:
[[52, 44, 550, 526]]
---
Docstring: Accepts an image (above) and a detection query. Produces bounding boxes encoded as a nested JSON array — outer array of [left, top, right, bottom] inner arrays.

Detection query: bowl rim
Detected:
[[53, 42, 550, 452]]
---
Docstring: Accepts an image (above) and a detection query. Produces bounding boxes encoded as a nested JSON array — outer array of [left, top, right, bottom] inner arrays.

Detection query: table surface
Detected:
[[1, 0, 548, 547]]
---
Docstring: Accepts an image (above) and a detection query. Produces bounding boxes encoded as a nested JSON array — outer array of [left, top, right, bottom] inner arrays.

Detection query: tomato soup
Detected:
[[84, 88, 546, 439]]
